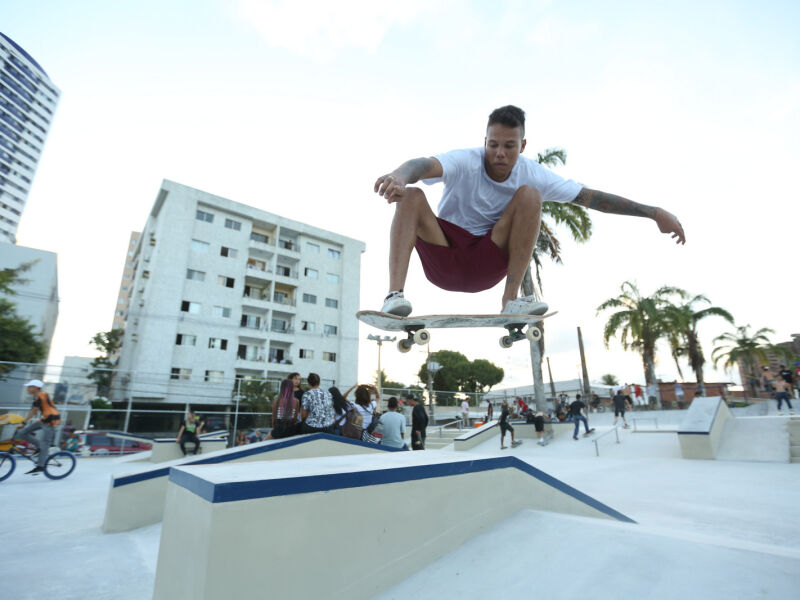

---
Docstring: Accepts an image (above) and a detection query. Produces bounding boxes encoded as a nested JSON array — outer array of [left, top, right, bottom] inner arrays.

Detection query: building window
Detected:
[[170, 367, 192, 380], [220, 246, 238, 258], [175, 334, 197, 346], [217, 275, 235, 288], [237, 344, 263, 361], [324, 324, 338, 335], [299, 349, 313, 359], [204, 370, 225, 383], [276, 265, 291, 277], [208, 338, 228, 350], [325, 298, 338, 309], [326, 273, 340, 284], [306, 242, 320, 254], [240, 314, 261, 329], [271, 318, 289, 333], [212, 305, 231, 318], [196, 209, 214, 223], [302, 293, 317, 304], [250, 232, 269, 244], [279, 239, 295, 250], [180, 300, 201, 314], [301, 321, 315, 331], [117, 298, 126, 305], [191, 239, 210, 253], [328, 248, 341, 259], [304, 267, 318, 279], [323, 352, 337, 362], [186, 269, 206, 281], [224, 218, 242, 231]]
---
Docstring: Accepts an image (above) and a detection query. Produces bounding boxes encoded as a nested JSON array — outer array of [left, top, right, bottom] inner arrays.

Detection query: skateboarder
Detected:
[[569, 394, 593, 440], [612, 389, 632, 428], [498, 399, 520, 449], [374, 104, 685, 316]]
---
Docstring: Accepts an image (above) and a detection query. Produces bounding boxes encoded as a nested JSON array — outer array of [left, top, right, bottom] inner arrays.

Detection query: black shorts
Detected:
[[500, 421, 513, 434], [614, 407, 625, 417], [270, 420, 297, 439], [533, 416, 544, 432]]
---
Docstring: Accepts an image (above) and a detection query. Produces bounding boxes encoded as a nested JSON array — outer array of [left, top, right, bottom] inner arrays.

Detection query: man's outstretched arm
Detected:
[[572, 187, 686, 244], [374, 157, 443, 203]]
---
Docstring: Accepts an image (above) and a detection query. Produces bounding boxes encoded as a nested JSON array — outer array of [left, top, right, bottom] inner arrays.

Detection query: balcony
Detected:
[[274, 266, 298, 280], [277, 239, 300, 255], [272, 293, 296, 309], [245, 263, 273, 282]]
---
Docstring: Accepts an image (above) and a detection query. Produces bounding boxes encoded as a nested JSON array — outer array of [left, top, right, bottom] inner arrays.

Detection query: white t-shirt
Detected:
[[461, 401, 469, 415], [355, 400, 377, 430], [423, 147, 583, 236]]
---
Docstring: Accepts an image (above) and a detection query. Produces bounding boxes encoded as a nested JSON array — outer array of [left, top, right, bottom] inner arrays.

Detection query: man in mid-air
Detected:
[[374, 105, 685, 316]]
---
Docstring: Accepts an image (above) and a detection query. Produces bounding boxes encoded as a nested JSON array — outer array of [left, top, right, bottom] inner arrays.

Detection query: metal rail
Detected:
[[593, 425, 620, 457], [632, 417, 659, 432], [438, 419, 463, 436]]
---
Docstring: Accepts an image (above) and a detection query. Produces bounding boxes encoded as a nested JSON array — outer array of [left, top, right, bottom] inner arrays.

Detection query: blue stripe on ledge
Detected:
[[112, 433, 402, 488], [167, 455, 635, 523]]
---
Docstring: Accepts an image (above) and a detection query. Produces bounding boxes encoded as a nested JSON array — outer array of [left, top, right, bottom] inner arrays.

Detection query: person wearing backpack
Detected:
[[353, 384, 380, 442], [16, 379, 61, 474], [329, 385, 356, 436]]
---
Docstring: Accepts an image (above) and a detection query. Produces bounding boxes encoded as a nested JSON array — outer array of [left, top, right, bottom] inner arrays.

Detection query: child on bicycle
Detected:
[[16, 379, 61, 475]]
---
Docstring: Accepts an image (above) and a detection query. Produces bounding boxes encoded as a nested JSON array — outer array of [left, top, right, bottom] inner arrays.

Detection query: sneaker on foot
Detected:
[[26, 466, 44, 475], [573, 436, 578, 440], [381, 292, 412, 317], [503, 295, 548, 316]]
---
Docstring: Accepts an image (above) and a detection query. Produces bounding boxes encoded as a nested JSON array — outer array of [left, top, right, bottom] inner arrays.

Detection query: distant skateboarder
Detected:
[[374, 105, 685, 316], [498, 399, 521, 449], [569, 395, 593, 440], [612, 390, 632, 429]]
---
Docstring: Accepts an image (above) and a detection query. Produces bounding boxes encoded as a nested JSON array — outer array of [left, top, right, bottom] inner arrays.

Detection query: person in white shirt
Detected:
[[461, 399, 470, 428], [374, 105, 685, 317], [377, 397, 407, 449]]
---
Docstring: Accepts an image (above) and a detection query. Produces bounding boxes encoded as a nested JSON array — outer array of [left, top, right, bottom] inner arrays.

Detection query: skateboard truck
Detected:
[[499, 323, 542, 348], [397, 327, 430, 353]]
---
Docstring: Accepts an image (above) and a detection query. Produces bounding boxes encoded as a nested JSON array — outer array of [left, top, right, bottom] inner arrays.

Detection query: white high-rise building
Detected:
[[0, 32, 60, 244], [115, 180, 366, 405]]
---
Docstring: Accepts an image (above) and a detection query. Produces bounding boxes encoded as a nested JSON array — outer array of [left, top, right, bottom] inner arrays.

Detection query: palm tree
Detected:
[[596, 281, 683, 407], [711, 325, 790, 400], [522, 148, 593, 411], [663, 293, 734, 396]]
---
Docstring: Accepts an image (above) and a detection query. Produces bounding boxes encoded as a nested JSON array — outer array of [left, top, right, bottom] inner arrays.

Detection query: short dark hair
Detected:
[[488, 105, 525, 137], [388, 396, 398, 409], [307, 372, 320, 386]]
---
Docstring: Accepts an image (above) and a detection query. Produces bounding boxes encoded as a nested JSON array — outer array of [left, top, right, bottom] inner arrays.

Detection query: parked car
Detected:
[[78, 432, 152, 456]]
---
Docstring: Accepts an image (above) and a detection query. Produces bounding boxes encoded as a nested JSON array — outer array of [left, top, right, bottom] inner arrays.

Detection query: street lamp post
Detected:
[[427, 360, 442, 423], [367, 334, 396, 408]]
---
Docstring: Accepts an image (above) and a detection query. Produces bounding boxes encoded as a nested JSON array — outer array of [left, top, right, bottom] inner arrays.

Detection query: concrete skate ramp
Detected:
[[102, 433, 401, 533], [153, 453, 633, 600], [716, 417, 790, 462]]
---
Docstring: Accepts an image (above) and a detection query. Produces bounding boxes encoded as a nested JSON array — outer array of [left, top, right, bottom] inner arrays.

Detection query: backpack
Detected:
[[341, 402, 364, 439]]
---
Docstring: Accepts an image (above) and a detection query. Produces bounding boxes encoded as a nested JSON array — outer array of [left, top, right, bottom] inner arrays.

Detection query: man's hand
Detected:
[[374, 173, 409, 204], [654, 208, 686, 244]]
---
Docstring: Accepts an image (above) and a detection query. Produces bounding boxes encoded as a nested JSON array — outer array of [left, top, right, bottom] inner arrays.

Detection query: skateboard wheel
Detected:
[[525, 327, 542, 342], [397, 339, 413, 353], [414, 329, 430, 345], [499, 335, 514, 349]]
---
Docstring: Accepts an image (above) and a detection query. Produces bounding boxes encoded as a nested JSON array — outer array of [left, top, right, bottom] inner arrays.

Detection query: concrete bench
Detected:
[[153, 452, 633, 600], [454, 420, 572, 450], [150, 434, 229, 463], [102, 433, 402, 533]]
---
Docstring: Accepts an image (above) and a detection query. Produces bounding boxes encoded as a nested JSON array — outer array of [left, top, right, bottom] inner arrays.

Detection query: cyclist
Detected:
[[16, 379, 61, 475]]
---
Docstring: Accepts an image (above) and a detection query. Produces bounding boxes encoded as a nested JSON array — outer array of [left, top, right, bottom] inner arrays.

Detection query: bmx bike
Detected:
[[0, 439, 76, 481]]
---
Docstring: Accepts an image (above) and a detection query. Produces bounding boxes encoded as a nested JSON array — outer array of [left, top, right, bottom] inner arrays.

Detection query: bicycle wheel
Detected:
[[44, 451, 76, 480], [0, 452, 16, 482]]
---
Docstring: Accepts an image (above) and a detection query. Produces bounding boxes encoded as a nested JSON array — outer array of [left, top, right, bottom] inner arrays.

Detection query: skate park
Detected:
[[4, 398, 799, 599]]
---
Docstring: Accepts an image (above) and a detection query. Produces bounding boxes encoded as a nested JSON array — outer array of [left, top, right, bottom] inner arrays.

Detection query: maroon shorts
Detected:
[[414, 218, 508, 293]]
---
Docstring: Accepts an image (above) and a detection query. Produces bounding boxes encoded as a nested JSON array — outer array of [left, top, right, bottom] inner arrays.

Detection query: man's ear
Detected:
[[521, 138, 527, 153]]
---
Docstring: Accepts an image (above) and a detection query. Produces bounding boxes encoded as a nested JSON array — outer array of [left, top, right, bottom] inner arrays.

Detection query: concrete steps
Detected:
[[789, 417, 800, 464]]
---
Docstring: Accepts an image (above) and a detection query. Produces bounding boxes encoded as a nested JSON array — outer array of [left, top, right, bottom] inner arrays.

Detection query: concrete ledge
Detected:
[[153, 453, 634, 600], [106, 430, 230, 463], [102, 433, 399, 533], [678, 397, 732, 459], [454, 420, 573, 451]]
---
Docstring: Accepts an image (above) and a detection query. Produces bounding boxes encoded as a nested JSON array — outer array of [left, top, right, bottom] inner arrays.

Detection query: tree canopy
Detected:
[[0, 263, 47, 379], [88, 329, 125, 399], [418, 350, 504, 398]]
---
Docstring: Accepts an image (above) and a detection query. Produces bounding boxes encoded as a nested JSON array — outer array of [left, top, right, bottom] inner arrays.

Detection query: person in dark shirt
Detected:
[[498, 399, 520, 449], [569, 394, 593, 440], [778, 365, 795, 399], [408, 396, 429, 450], [612, 390, 632, 429]]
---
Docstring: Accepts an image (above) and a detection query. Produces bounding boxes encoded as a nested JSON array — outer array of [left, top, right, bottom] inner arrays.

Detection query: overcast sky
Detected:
[[3, 0, 798, 390]]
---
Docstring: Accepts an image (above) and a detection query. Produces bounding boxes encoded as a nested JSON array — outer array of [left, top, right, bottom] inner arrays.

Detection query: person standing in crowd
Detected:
[[351, 384, 380, 442], [773, 377, 794, 415], [408, 396, 428, 450], [634, 384, 644, 407], [612, 389, 632, 429], [569, 394, 593, 440], [461, 398, 470, 427], [301, 373, 335, 434], [674, 382, 685, 408], [329, 385, 356, 436], [486, 398, 494, 421], [778, 365, 795, 399], [16, 380, 61, 475], [266, 378, 299, 440], [376, 397, 407, 449], [498, 398, 520, 449], [176, 410, 203, 456]]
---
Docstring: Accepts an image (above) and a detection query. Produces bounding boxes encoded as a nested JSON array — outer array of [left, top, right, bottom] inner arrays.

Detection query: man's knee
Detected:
[[510, 186, 543, 214]]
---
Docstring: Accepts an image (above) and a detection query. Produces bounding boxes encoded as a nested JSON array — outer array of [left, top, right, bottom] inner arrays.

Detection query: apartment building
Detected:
[[115, 180, 365, 405], [112, 232, 140, 331], [0, 32, 60, 244]]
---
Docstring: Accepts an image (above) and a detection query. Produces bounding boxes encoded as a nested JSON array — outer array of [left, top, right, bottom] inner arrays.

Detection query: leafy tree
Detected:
[[600, 373, 619, 386], [597, 281, 684, 407], [0, 263, 47, 379], [375, 369, 407, 393], [232, 378, 277, 428], [458, 359, 504, 394], [663, 292, 734, 395], [711, 325, 793, 400], [88, 329, 125, 399], [522, 148, 594, 411], [418, 351, 504, 404]]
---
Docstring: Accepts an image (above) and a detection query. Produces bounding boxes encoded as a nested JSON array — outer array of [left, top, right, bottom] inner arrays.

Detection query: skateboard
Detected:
[[356, 310, 557, 353], [511, 440, 523, 447], [582, 428, 596, 437]]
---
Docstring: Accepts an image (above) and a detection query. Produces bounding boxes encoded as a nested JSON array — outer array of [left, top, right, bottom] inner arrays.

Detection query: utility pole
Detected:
[[577, 326, 591, 398], [367, 334, 395, 408], [546, 356, 557, 400]]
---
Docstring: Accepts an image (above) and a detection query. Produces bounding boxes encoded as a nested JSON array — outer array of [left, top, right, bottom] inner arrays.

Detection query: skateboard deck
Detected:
[[356, 310, 556, 352], [511, 440, 523, 447], [582, 428, 596, 437]]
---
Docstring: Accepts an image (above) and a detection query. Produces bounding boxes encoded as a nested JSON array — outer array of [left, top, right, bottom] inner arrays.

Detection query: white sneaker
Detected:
[[382, 292, 412, 316], [503, 295, 548, 315]]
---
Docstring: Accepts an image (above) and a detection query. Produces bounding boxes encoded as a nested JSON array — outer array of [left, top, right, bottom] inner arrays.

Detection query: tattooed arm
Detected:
[[572, 187, 686, 244], [374, 157, 443, 204]]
